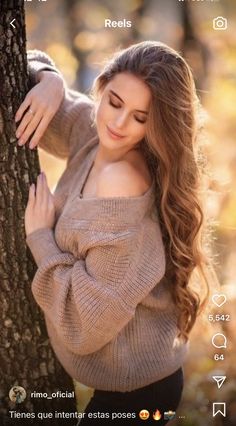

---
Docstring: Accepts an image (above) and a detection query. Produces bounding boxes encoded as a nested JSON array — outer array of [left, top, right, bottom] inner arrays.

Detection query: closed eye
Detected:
[[134, 116, 146, 124], [109, 97, 120, 108], [109, 95, 146, 124]]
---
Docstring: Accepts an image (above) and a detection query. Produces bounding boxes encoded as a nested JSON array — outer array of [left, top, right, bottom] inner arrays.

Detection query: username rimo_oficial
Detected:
[[30, 390, 75, 398]]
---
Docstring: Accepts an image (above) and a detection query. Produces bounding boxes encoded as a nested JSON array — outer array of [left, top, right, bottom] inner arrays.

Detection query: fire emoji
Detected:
[[153, 409, 162, 420]]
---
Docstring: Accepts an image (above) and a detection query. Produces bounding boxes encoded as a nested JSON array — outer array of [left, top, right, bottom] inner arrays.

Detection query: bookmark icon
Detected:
[[213, 402, 226, 417]]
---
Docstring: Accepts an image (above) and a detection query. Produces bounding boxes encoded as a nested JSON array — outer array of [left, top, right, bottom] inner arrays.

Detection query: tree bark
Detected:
[[0, 1, 76, 424]]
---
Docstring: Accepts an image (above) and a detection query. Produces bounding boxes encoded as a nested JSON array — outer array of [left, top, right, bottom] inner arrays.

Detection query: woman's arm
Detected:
[[25, 222, 165, 356], [16, 50, 96, 161]]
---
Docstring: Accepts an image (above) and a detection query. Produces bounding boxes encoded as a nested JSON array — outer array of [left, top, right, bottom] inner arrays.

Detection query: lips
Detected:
[[106, 125, 125, 139]]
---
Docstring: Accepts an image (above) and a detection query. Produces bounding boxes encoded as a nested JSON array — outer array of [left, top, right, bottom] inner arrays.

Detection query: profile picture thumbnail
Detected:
[[9, 386, 27, 404]]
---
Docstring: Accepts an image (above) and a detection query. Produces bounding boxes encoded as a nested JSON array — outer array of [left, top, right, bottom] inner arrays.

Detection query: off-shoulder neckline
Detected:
[[77, 142, 155, 204]]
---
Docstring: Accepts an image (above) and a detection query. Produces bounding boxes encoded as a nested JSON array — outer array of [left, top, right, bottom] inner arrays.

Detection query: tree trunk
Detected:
[[180, 2, 211, 96], [0, 1, 76, 424]]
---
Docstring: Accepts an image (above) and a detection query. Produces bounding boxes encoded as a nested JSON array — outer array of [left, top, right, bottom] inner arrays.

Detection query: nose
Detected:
[[114, 111, 128, 129]]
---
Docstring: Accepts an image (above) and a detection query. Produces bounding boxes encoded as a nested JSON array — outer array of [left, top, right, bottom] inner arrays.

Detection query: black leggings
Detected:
[[77, 367, 184, 425]]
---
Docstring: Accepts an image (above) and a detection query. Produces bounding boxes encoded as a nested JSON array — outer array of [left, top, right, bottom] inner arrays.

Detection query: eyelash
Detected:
[[108, 98, 146, 124]]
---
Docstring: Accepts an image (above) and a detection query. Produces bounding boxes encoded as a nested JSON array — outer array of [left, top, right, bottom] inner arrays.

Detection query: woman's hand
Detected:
[[25, 172, 56, 237], [15, 71, 64, 149]]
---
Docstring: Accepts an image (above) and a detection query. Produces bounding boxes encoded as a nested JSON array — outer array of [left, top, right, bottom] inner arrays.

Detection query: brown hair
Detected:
[[92, 41, 218, 342]]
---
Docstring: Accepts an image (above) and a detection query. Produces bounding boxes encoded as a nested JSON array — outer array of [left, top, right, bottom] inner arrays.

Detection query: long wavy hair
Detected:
[[92, 41, 218, 342]]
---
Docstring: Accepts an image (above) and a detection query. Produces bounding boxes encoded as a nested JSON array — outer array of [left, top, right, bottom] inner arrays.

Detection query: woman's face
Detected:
[[95, 72, 151, 151]]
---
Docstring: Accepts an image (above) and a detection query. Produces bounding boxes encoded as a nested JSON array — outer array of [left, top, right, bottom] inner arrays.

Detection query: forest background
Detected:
[[24, 1, 236, 425]]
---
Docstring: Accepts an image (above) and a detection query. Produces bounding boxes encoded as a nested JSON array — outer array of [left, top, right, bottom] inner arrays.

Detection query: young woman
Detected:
[[15, 41, 214, 425]]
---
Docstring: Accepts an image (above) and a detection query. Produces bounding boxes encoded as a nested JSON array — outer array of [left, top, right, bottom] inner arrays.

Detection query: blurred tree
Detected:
[[0, 1, 76, 424], [180, 2, 211, 95], [63, 0, 88, 90]]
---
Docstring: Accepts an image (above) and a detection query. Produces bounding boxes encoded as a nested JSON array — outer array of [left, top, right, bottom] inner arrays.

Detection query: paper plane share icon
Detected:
[[212, 376, 226, 389]]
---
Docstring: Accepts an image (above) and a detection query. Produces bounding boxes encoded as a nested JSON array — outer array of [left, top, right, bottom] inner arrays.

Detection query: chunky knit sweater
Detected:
[[26, 50, 188, 392]]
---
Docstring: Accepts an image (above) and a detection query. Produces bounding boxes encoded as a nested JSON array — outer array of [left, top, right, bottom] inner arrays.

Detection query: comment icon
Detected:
[[212, 333, 227, 349]]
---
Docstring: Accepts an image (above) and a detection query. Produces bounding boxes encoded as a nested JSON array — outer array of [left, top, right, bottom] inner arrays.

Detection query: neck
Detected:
[[93, 141, 141, 171]]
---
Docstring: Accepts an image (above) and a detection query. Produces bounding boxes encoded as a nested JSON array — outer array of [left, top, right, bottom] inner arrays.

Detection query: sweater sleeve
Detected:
[[27, 49, 96, 161], [26, 224, 166, 356]]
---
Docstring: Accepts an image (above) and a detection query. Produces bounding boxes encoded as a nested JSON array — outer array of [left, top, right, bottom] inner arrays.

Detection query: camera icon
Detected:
[[213, 16, 227, 31]]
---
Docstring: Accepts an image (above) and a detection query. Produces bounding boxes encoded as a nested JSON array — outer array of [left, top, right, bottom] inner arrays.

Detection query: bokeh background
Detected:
[[24, 0, 236, 425]]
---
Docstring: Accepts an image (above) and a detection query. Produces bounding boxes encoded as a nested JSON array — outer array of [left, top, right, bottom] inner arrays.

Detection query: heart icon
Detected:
[[212, 294, 227, 307]]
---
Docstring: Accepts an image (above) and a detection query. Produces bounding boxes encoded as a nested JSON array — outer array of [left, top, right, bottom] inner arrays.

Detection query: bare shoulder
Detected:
[[96, 160, 151, 198]]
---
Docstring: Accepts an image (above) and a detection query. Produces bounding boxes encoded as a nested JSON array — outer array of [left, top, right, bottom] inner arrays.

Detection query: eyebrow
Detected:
[[109, 90, 148, 114]]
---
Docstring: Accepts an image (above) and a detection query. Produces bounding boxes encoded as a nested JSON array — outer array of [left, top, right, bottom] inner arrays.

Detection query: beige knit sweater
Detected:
[[26, 50, 188, 392]]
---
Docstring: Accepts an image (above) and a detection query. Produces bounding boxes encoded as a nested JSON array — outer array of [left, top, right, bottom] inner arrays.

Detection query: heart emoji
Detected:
[[139, 410, 150, 420], [212, 294, 226, 308]]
